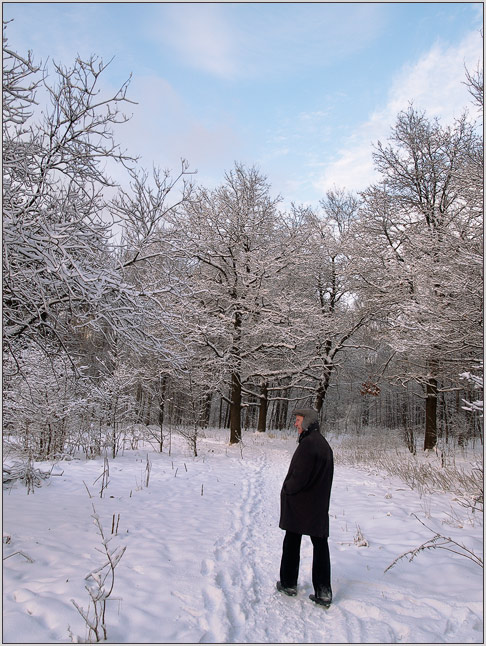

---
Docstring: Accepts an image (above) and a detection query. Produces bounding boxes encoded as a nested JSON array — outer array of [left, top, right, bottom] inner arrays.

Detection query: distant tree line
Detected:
[[3, 24, 483, 459]]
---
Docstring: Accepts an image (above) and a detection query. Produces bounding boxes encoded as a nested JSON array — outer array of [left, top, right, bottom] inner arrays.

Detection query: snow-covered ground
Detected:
[[3, 429, 483, 644]]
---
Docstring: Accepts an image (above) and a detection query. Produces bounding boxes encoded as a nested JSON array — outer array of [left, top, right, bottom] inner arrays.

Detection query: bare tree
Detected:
[[175, 163, 296, 443], [2, 29, 194, 457], [3, 32, 139, 365], [281, 191, 372, 415], [464, 31, 483, 111], [356, 105, 483, 450]]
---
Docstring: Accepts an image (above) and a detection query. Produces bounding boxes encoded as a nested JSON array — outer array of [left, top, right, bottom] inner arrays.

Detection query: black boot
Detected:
[[276, 581, 297, 597], [309, 586, 332, 608]]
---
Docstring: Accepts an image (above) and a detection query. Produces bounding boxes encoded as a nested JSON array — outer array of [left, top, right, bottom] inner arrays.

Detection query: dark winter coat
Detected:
[[279, 422, 334, 537]]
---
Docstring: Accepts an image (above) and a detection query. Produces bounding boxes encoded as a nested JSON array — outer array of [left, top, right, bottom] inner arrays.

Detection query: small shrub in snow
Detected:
[[92, 458, 110, 498], [71, 505, 126, 643], [335, 434, 482, 508], [2, 459, 52, 494], [354, 524, 369, 547]]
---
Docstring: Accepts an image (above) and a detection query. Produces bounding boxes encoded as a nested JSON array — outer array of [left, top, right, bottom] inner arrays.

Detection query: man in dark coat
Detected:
[[277, 408, 334, 607]]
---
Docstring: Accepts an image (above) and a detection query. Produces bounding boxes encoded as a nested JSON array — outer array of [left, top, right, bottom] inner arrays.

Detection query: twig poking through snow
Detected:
[[385, 513, 483, 572], [354, 524, 369, 547], [71, 502, 126, 643], [145, 454, 151, 488], [3, 550, 34, 563]]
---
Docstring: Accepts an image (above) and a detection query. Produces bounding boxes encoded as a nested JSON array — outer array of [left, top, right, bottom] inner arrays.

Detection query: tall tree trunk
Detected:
[[277, 388, 287, 430], [224, 395, 231, 428], [144, 392, 152, 425], [424, 377, 438, 450], [257, 381, 268, 432], [315, 357, 334, 413], [200, 393, 212, 428], [229, 371, 242, 444], [315, 374, 330, 413], [229, 308, 242, 444], [218, 396, 223, 428], [111, 396, 118, 459], [158, 374, 167, 452], [272, 394, 281, 429], [315, 383, 325, 414]]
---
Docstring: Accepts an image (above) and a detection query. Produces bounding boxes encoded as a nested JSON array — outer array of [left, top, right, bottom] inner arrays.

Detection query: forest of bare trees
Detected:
[[3, 25, 483, 460]]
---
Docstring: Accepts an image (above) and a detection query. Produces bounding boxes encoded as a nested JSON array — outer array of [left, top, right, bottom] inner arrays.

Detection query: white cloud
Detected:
[[153, 4, 237, 79], [150, 3, 387, 81], [112, 74, 241, 183], [4, 4, 121, 68], [315, 29, 483, 194], [384, 31, 482, 121]]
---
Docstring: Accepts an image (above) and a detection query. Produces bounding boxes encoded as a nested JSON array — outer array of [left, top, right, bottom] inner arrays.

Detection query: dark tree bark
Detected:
[[257, 381, 268, 432], [229, 371, 242, 444], [200, 393, 212, 428], [424, 377, 438, 450], [157, 374, 168, 452]]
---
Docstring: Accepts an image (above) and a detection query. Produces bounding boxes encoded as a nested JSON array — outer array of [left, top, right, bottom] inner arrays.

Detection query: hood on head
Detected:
[[293, 408, 319, 430]]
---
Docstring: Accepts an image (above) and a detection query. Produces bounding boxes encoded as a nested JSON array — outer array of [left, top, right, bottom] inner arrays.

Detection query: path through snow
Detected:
[[2, 430, 483, 644]]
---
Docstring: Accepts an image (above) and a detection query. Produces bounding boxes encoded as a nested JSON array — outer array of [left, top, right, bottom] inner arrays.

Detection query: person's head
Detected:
[[294, 414, 305, 434], [293, 408, 319, 434]]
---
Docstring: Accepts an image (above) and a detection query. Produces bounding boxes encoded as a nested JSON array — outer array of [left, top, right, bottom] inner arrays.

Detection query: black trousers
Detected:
[[279, 530, 331, 593]]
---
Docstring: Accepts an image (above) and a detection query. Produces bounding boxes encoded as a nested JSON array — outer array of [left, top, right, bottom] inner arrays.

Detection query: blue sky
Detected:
[[3, 2, 483, 206]]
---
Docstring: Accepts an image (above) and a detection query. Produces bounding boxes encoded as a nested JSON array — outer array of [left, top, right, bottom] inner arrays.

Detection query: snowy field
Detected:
[[3, 428, 483, 644]]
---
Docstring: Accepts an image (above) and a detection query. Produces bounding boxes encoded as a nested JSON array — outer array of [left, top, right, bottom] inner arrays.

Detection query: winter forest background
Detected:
[[3, 20, 483, 461], [2, 15, 484, 644]]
